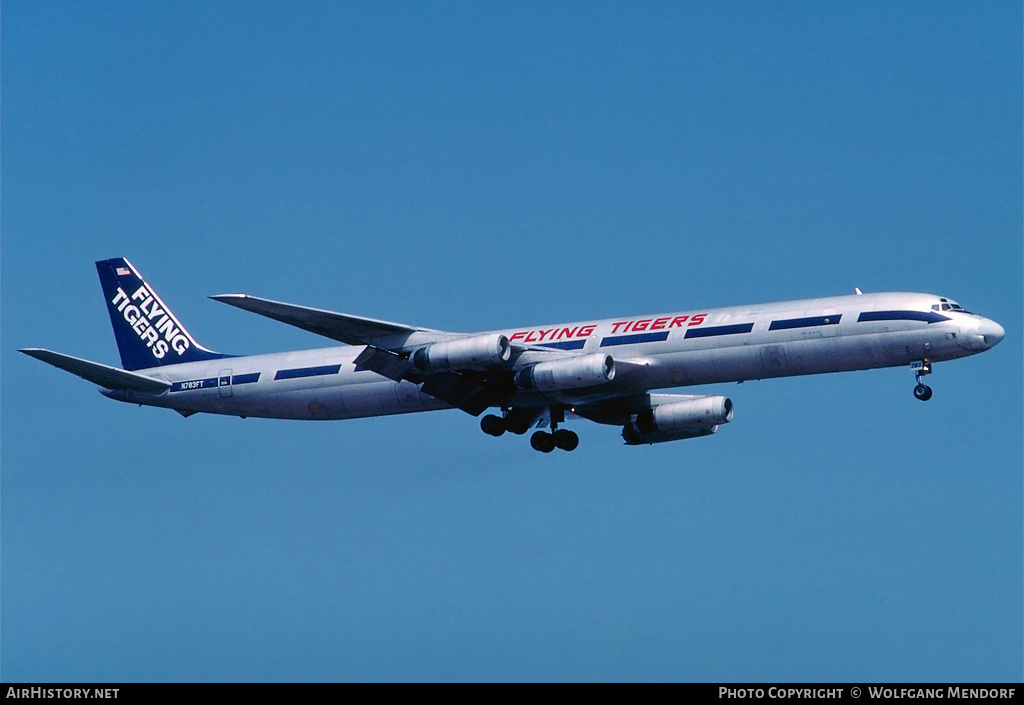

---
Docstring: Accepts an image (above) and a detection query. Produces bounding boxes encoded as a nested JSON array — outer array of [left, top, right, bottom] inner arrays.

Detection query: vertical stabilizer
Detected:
[[96, 258, 229, 370]]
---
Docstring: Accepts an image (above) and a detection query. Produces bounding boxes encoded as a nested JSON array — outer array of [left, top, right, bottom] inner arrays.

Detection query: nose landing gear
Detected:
[[912, 362, 933, 402]]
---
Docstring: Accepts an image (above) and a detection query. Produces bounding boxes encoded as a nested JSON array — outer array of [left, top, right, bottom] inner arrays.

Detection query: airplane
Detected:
[[20, 258, 1005, 453]]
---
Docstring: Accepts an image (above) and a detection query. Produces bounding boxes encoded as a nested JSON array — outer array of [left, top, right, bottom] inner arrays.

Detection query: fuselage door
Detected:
[[219, 369, 233, 398], [822, 308, 839, 337]]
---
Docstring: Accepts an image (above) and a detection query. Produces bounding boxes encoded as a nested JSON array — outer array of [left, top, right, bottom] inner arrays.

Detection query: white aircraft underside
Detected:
[[22, 259, 1004, 452]]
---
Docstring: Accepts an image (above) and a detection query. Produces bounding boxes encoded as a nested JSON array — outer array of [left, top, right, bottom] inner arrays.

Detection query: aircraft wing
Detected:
[[19, 348, 171, 393], [211, 294, 438, 347]]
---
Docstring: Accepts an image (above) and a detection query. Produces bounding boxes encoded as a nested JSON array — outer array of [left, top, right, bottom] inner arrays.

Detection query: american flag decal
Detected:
[[115, 267, 131, 277]]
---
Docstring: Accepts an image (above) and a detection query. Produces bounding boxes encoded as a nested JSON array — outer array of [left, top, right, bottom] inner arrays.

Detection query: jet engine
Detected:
[[515, 353, 615, 391], [622, 395, 733, 445], [411, 333, 511, 372]]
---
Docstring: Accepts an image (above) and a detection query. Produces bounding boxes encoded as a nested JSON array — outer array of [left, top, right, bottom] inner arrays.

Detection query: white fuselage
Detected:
[[102, 292, 1003, 422]]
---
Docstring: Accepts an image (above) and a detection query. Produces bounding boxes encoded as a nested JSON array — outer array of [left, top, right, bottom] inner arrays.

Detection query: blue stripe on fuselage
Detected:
[[540, 340, 587, 350], [858, 310, 951, 324], [769, 315, 842, 331], [684, 323, 754, 339], [171, 377, 219, 392], [274, 364, 342, 381], [600, 331, 670, 347], [171, 372, 261, 392]]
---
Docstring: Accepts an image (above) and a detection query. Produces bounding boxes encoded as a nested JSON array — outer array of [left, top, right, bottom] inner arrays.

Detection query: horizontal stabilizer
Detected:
[[211, 294, 432, 347], [19, 348, 171, 393]]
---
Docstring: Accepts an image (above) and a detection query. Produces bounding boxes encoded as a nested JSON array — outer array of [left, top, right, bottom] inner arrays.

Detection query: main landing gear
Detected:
[[913, 362, 933, 402], [480, 407, 579, 452], [530, 428, 579, 453], [480, 414, 506, 437]]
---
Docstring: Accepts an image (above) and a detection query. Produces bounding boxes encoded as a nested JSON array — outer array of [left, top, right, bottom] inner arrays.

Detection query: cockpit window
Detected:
[[933, 300, 969, 313]]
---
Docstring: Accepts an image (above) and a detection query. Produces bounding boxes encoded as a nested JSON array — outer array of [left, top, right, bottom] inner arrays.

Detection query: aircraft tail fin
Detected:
[[96, 258, 230, 370]]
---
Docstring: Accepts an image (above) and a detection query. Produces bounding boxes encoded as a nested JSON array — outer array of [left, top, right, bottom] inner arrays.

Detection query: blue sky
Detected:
[[3, 1, 1021, 682]]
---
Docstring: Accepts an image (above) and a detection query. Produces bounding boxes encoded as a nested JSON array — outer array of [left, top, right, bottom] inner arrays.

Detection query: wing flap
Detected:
[[353, 345, 419, 383], [354, 345, 506, 415], [211, 294, 433, 347], [419, 372, 499, 416], [20, 348, 171, 393]]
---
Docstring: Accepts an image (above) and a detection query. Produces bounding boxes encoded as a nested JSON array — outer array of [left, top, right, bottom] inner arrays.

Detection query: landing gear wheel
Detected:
[[553, 429, 579, 451], [912, 362, 934, 402], [530, 431, 556, 453], [480, 414, 506, 437]]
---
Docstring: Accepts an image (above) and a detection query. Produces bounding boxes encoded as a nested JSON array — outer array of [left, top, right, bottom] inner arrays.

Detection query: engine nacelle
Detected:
[[622, 424, 719, 445], [515, 353, 615, 391], [622, 396, 733, 445], [411, 333, 511, 372]]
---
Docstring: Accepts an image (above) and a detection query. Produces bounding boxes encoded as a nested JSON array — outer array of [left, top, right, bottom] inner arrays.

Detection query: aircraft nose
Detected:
[[978, 318, 1005, 348]]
